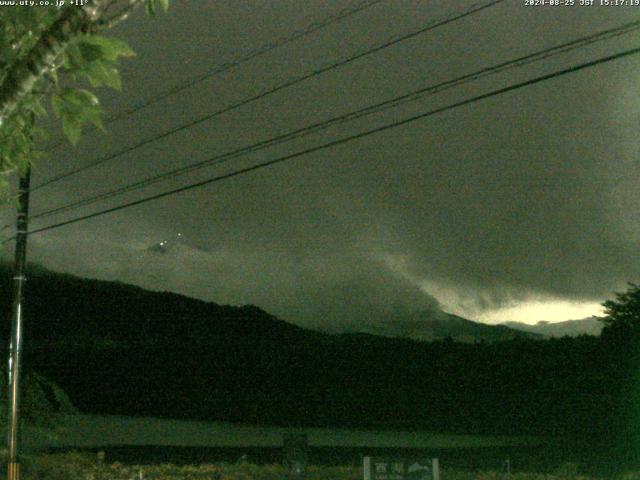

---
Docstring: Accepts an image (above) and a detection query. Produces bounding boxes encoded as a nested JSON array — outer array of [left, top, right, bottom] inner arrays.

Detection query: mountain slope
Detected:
[[0, 262, 610, 437], [502, 318, 603, 338], [0, 262, 535, 348], [0, 262, 320, 349], [350, 311, 538, 343]]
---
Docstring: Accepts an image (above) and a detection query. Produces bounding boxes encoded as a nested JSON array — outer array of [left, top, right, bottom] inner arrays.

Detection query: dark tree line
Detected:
[[2, 265, 640, 464]]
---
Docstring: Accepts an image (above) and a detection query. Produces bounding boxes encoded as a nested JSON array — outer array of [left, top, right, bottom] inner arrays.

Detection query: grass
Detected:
[[37, 414, 543, 450], [3, 452, 640, 480]]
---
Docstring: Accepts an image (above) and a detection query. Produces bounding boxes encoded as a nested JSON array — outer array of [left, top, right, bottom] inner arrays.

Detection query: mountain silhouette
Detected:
[[0, 262, 616, 439], [502, 318, 603, 338], [349, 310, 538, 342]]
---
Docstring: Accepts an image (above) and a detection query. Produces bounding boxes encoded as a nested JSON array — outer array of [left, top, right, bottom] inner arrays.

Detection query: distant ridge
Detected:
[[0, 261, 537, 346], [345, 310, 539, 343], [502, 317, 603, 338]]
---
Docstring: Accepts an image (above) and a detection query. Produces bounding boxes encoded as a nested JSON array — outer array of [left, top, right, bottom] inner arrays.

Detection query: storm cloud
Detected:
[[2, 0, 638, 328]]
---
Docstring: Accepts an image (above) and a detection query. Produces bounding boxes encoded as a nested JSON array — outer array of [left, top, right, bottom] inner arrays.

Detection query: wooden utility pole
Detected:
[[6, 167, 31, 480]]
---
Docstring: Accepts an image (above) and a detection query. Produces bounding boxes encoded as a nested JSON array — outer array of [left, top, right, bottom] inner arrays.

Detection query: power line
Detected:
[[26, 18, 640, 223], [11, 44, 639, 241], [32, 0, 506, 192], [104, 0, 387, 123], [45, 0, 387, 150]]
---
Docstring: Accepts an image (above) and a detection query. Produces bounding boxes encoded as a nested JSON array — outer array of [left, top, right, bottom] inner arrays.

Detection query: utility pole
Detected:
[[6, 166, 31, 480]]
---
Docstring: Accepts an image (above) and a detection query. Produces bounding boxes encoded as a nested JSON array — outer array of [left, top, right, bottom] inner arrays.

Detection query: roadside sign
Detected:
[[363, 457, 439, 480]]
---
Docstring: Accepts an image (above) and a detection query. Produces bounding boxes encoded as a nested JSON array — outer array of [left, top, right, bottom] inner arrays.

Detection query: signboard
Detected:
[[363, 457, 439, 480]]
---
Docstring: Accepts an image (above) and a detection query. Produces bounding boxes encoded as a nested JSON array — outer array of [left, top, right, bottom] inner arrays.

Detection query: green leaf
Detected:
[[60, 88, 100, 111], [145, 0, 157, 16], [52, 88, 103, 144], [83, 60, 122, 90], [0, 176, 9, 203], [63, 36, 131, 91], [77, 41, 104, 63], [27, 97, 47, 117], [80, 35, 135, 62], [145, 0, 169, 16], [12, 130, 29, 155], [63, 42, 84, 71], [62, 117, 82, 144]]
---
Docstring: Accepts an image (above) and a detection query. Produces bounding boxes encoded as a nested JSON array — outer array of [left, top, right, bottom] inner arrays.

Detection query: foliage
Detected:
[[145, 0, 170, 16], [597, 284, 640, 467], [0, 368, 77, 429], [600, 283, 640, 338], [0, 454, 362, 480], [0, 5, 58, 195], [0, 0, 169, 201]]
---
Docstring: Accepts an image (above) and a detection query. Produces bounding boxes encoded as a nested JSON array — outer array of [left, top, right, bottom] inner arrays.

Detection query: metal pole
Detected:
[[6, 167, 31, 480], [431, 458, 439, 480]]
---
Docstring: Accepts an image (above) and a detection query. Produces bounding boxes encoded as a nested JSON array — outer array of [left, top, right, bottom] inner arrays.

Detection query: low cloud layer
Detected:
[[1, 1, 638, 327]]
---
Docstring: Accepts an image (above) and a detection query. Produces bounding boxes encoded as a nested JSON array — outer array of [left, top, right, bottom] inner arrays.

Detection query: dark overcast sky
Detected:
[[2, 0, 639, 329]]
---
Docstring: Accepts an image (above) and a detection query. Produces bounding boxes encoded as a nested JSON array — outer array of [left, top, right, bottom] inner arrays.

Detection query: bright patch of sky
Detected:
[[474, 300, 604, 325], [379, 251, 605, 325]]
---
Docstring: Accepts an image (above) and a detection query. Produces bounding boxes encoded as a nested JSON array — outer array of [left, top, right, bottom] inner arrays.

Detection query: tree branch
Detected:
[[95, 0, 145, 31], [0, 0, 113, 126]]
